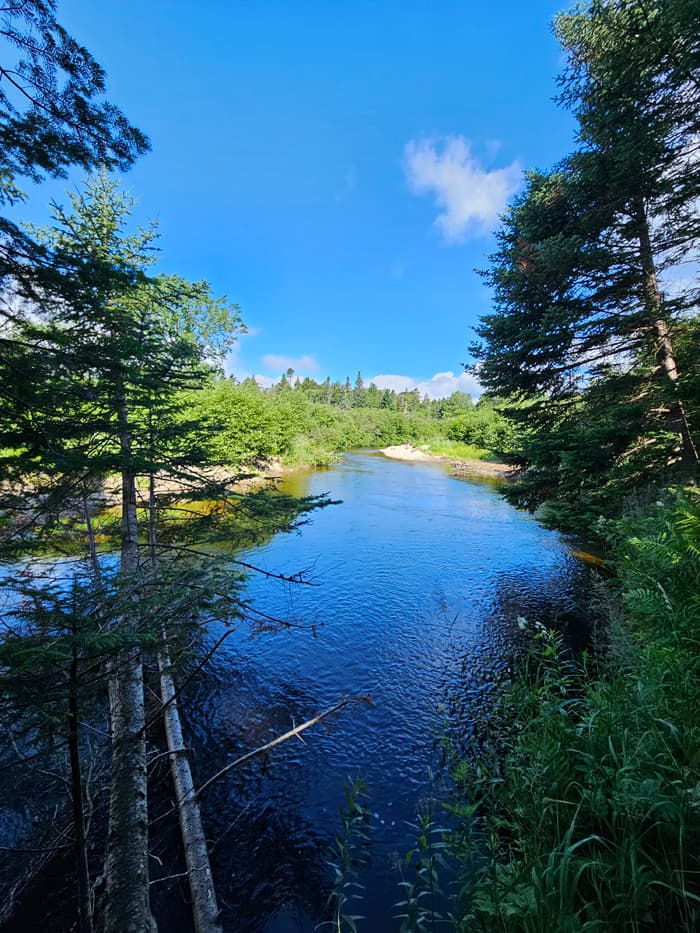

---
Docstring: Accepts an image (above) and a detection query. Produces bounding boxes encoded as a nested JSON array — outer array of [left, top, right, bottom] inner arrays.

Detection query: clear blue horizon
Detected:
[[21, 1, 576, 397]]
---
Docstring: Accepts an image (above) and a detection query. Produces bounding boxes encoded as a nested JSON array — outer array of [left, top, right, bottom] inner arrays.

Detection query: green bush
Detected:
[[445, 404, 515, 454], [186, 378, 473, 468]]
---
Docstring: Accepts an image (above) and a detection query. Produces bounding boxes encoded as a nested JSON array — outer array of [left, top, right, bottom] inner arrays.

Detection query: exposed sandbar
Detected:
[[380, 444, 513, 478]]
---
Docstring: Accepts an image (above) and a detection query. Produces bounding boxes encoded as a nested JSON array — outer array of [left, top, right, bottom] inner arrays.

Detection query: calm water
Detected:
[[168, 452, 587, 932]]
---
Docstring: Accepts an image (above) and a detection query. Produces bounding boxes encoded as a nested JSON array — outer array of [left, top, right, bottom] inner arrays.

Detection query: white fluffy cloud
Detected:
[[404, 135, 521, 241], [370, 370, 482, 400], [253, 374, 278, 388], [261, 353, 320, 374]]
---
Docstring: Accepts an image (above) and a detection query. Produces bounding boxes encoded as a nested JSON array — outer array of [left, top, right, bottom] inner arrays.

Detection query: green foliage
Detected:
[[472, 0, 700, 526], [444, 400, 516, 455], [455, 490, 700, 931], [324, 777, 372, 933], [396, 789, 452, 933], [503, 373, 687, 535], [0, 0, 149, 313], [0, 173, 244, 552], [0, 172, 329, 931], [424, 440, 489, 461], [189, 377, 510, 469], [0, 1, 148, 191]]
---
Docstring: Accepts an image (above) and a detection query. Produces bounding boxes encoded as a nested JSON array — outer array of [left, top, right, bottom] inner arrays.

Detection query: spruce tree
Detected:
[[473, 0, 700, 522]]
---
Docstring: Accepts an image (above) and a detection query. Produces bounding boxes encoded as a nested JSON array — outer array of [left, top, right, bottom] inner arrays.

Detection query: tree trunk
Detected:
[[105, 647, 153, 933], [148, 457, 222, 933], [104, 390, 156, 933], [158, 638, 223, 933], [68, 640, 94, 933], [634, 196, 699, 465]]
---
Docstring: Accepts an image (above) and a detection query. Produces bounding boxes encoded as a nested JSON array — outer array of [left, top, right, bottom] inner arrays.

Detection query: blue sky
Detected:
[[26, 1, 576, 397]]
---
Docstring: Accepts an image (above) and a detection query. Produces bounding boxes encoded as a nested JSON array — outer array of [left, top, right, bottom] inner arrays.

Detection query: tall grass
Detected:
[[323, 778, 372, 933], [423, 440, 491, 461]]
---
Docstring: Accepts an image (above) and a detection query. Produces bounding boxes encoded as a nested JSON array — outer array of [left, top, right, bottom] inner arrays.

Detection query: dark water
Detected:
[[172, 452, 588, 932]]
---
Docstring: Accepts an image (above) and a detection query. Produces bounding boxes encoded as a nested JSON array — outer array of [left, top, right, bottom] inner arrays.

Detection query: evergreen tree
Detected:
[[473, 0, 700, 523], [352, 370, 365, 407], [0, 0, 148, 290], [0, 173, 241, 932]]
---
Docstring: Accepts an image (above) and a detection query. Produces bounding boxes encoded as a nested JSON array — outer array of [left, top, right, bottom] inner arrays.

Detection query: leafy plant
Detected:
[[322, 777, 372, 933], [397, 779, 453, 932], [454, 490, 700, 931]]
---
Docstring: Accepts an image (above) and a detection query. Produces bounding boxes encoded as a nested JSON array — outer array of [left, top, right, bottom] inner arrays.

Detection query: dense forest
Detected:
[[0, 0, 698, 931]]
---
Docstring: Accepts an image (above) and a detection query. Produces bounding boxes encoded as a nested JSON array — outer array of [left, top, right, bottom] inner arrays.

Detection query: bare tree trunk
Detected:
[[82, 492, 101, 578], [634, 196, 699, 465], [157, 639, 223, 933], [104, 391, 156, 933], [68, 492, 104, 933], [148, 456, 222, 933], [105, 646, 153, 933]]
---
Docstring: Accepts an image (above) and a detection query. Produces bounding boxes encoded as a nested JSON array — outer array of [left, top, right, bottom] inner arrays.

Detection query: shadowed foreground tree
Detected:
[[0, 171, 336, 932]]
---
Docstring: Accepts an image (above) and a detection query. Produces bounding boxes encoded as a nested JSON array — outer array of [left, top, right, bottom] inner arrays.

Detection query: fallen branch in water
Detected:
[[194, 695, 368, 802], [151, 695, 370, 828]]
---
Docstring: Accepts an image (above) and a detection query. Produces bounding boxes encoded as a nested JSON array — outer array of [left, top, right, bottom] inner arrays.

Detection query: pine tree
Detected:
[[472, 0, 700, 522], [0, 0, 148, 293]]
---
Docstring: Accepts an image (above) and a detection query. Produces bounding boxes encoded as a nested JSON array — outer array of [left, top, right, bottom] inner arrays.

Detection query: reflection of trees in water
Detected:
[[0, 560, 595, 930], [147, 787, 329, 932], [442, 560, 593, 756], [0, 724, 110, 931], [212, 804, 328, 931]]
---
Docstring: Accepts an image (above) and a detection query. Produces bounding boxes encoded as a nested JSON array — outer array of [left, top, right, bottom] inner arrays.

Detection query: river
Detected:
[[154, 451, 588, 932]]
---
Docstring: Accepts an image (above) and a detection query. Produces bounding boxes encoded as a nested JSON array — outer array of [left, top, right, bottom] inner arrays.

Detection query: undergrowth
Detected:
[[423, 441, 492, 461], [396, 785, 452, 932], [454, 488, 700, 931]]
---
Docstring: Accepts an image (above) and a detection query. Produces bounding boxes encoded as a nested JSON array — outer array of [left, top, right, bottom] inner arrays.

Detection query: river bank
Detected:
[[380, 443, 514, 478]]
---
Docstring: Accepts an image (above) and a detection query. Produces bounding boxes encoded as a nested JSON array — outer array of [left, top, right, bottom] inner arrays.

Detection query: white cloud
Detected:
[[404, 136, 521, 241], [418, 370, 483, 399], [369, 373, 417, 393], [261, 353, 320, 375], [253, 374, 277, 389], [370, 370, 483, 400]]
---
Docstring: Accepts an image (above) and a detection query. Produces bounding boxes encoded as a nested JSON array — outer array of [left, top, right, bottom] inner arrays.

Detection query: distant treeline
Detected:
[[188, 374, 516, 467]]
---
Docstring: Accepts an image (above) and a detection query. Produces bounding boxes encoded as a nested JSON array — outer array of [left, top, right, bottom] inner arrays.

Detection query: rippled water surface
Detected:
[[174, 452, 586, 932]]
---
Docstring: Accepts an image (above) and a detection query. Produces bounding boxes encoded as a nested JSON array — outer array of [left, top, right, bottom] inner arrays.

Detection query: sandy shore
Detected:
[[380, 444, 436, 461], [380, 444, 513, 478]]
